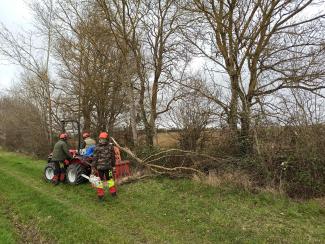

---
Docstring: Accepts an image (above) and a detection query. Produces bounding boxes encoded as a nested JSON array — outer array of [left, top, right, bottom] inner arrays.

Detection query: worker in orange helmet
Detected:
[[82, 132, 96, 148], [82, 132, 96, 156], [92, 132, 117, 201], [51, 133, 73, 185]]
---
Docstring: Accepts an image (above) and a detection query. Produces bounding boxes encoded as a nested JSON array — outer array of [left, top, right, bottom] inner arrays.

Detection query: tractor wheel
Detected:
[[66, 164, 87, 185], [44, 163, 56, 182]]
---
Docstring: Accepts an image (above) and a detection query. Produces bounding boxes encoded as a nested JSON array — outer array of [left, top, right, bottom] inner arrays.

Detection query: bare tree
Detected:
[[183, 0, 325, 153], [30, 0, 55, 146], [39, 0, 129, 134], [172, 96, 212, 151], [96, 0, 186, 146], [0, 21, 54, 147], [0, 93, 49, 156]]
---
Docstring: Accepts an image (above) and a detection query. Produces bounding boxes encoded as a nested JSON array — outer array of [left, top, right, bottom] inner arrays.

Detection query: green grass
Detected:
[[0, 151, 324, 243], [0, 202, 17, 244]]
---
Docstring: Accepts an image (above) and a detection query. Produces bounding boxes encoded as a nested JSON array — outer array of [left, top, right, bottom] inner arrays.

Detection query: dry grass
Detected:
[[314, 197, 325, 209], [192, 171, 291, 197], [135, 129, 228, 148], [257, 186, 287, 197], [154, 132, 179, 148], [134, 132, 179, 148], [193, 170, 253, 191]]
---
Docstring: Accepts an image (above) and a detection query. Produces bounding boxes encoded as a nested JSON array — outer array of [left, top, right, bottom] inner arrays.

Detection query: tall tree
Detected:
[[48, 0, 128, 133], [96, 0, 185, 146], [0, 16, 55, 148], [184, 0, 325, 153]]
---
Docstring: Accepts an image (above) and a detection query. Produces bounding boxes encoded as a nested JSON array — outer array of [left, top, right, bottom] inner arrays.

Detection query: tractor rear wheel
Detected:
[[44, 163, 56, 182], [66, 164, 87, 185]]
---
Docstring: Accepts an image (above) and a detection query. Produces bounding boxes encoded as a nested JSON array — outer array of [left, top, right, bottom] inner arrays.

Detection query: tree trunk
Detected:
[[97, 107, 106, 133], [82, 108, 91, 132], [145, 125, 154, 146], [227, 73, 240, 151], [129, 80, 138, 146], [239, 105, 253, 155], [45, 0, 53, 148], [228, 87, 238, 131]]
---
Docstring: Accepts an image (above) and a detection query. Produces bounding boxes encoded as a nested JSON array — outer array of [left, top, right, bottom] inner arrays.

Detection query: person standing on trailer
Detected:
[[92, 132, 117, 201], [51, 133, 73, 185]]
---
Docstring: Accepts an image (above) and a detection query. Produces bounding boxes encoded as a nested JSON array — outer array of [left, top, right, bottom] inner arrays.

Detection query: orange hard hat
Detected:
[[99, 132, 109, 139], [82, 132, 90, 139], [59, 133, 68, 140]]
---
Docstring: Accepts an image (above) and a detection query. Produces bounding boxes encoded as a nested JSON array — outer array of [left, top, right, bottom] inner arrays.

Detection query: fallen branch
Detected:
[[142, 148, 233, 163], [147, 163, 204, 175], [111, 137, 205, 176]]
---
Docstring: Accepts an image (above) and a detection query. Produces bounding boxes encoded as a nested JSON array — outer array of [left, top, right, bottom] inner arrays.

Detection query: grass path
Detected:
[[0, 151, 324, 243], [0, 197, 18, 244]]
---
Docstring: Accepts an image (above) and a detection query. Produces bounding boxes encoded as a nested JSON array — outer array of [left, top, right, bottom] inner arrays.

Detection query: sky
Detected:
[[0, 0, 323, 93], [0, 0, 32, 91]]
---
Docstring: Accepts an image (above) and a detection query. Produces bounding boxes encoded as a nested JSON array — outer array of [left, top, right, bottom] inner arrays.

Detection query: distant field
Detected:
[[155, 131, 179, 147], [135, 131, 180, 148], [153, 130, 225, 148], [0, 151, 324, 243]]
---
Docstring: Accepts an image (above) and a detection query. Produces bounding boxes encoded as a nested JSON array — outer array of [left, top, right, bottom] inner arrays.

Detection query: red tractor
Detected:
[[44, 120, 131, 184], [44, 120, 92, 184]]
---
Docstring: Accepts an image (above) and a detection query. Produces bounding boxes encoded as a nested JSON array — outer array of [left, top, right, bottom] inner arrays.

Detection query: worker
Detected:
[[92, 132, 117, 201], [82, 132, 96, 156], [83, 132, 96, 149], [51, 133, 73, 185]]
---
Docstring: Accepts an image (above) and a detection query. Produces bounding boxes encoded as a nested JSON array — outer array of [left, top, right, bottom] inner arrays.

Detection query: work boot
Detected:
[[52, 175, 59, 185], [109, 186, 117, 196], [97, 187, 105, 203], [98, 196, 104, 203]]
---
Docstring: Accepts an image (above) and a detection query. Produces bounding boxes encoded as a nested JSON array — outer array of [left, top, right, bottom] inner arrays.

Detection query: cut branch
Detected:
[[111, 137, 206, 176]]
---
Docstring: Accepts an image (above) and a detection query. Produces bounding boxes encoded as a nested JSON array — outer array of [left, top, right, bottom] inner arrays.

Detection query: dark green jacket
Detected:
[[52, 139, 72, 161]]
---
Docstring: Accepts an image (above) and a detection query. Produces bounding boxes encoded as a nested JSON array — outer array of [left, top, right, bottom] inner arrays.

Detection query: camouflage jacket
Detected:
[[92, 142, 115, 170]]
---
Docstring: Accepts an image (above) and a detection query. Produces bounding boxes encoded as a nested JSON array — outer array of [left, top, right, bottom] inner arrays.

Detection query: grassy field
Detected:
[[0, 151, 324, 243]]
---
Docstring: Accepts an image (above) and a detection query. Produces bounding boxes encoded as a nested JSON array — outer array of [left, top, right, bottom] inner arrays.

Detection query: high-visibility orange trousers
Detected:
[[96, 169, 117, 199]]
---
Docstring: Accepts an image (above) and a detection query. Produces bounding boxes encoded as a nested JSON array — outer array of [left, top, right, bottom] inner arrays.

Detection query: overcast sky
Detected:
[[0, 1, 323, 93], [0, 0, 32, 91]]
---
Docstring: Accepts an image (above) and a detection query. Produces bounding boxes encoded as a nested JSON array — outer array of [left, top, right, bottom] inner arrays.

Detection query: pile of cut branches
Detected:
[[111, 138, 233, 179]]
